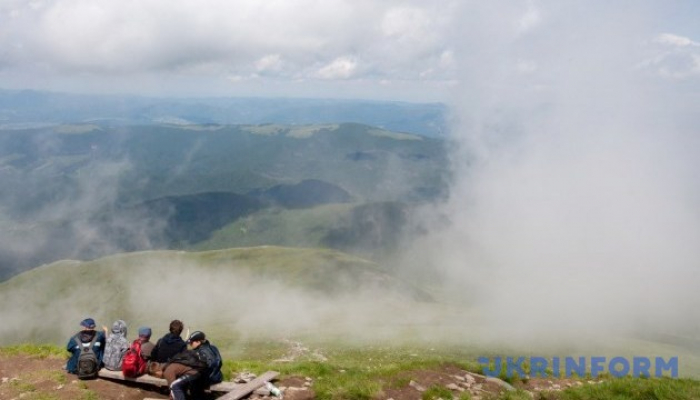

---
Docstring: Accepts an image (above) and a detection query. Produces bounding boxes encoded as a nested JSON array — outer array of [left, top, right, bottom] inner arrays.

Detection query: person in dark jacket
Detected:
[[66, 317, 106, 374], [187, 330, 223, 398], [151, 319, 187, 363], [163, 349, 207, 400], [166, 330, 224, 400]]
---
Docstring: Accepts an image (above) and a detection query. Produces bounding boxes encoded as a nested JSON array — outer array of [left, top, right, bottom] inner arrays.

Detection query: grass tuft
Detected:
[[422, 384, 453, 400], [0, 343, 65, 358]]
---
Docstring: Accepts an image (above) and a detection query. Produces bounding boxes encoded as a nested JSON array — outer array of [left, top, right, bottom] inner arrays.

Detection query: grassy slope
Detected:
[[0, 246, 430, 344], [115, 123, 448, 203], [191, 203, 354, 251]]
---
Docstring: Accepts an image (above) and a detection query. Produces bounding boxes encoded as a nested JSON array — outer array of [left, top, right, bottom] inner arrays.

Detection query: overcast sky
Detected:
[[0, 0, 699, 101]]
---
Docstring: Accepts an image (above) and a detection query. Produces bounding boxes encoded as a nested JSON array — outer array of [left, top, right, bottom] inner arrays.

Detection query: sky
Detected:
[[0, 0, 697, 102]]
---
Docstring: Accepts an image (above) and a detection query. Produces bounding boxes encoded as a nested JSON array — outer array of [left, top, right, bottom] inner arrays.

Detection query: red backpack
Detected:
[[121, 339, 147, 378]]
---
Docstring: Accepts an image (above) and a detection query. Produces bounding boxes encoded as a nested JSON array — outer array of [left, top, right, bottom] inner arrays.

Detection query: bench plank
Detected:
[[217, 371, 280, 400], [97, 369, 239, 391]]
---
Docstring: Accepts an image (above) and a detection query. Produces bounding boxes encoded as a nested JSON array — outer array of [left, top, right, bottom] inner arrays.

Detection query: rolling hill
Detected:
[[0, 122, 449, 279], [0, 246, 432, 345]]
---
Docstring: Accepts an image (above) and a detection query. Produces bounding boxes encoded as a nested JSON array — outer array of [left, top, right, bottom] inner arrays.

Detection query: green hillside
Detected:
[[0, 246, 431, 345], [193, 203, 354, 250], [191, 201, 411, 263], [0, 122, 449, 279]]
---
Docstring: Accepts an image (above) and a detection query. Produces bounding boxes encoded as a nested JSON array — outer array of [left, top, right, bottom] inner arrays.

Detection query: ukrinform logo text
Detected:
[[478, 356, 679, 378]]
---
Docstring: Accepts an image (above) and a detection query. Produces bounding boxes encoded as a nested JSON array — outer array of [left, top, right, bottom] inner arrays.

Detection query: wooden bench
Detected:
[[99, 369, 280, 399]]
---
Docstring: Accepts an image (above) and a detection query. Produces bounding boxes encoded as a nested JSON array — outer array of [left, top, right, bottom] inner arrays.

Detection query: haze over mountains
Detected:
[[0, 89, 448, 137], [0, 90, 450, 281]]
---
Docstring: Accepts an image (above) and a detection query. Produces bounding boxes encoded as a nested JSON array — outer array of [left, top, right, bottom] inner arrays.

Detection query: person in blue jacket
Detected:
[[66, 317, 106, 374]]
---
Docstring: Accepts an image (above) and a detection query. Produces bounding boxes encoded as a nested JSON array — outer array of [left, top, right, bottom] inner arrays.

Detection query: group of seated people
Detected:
[[66, 317, 223, 400]]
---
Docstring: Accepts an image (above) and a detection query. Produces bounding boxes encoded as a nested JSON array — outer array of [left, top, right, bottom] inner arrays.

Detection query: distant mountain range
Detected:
[[0, 89, 448, 137], [0, 121, 450, 280]]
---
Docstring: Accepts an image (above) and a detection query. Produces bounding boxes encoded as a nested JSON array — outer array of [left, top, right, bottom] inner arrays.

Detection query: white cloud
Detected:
[[381, 6, 434, 44], [256, 54, 283, 73], [654, 33, 699, 47], [640, 33, 700, 79], [0, 0, 468, 98], [0, 1, 698, 100], [316, 57, 358, 80], [517, 1, 541, 33], [515, 58, 537, 74]]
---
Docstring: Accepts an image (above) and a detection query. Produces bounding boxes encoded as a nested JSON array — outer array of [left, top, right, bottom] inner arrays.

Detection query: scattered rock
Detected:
[[409, 380, 426, 392], [275, 339, 327, 362], [485, 376, 515, 391], [458, 381, 471, 388], [234, 371, 257, 383], [446, 383, 463, 391]]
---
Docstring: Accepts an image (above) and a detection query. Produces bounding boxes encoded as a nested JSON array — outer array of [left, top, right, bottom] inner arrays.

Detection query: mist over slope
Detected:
[[400, 1, 700, 346], [0, 246, 434, 345]]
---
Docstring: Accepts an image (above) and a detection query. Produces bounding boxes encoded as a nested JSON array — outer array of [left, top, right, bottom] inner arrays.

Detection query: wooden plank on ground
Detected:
[[217, 371, 280, 400], [97, 369, 239, 391], [99, 369, 168, 387]]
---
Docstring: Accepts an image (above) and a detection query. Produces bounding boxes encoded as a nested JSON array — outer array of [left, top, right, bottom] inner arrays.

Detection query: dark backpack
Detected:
[[205, 344, 223, 384], [122, 339, 147, 378], [75, 334, 99, 380], [168, 350, 207, 372]]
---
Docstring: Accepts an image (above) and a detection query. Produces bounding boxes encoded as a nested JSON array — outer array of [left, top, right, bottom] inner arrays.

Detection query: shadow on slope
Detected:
[[248, 179, 353, 209]]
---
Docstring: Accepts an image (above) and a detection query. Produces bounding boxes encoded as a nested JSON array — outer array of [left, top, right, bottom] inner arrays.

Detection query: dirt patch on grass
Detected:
[[382, 364, 507, 400], [0, 353, 169, 400]]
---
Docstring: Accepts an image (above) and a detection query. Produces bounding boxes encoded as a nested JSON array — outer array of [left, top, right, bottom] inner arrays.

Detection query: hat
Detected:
[[187, 331, 206, 343], [80, 318, 96, 329], [138, 327, 152, 338], [112, 320, 127, 335]]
